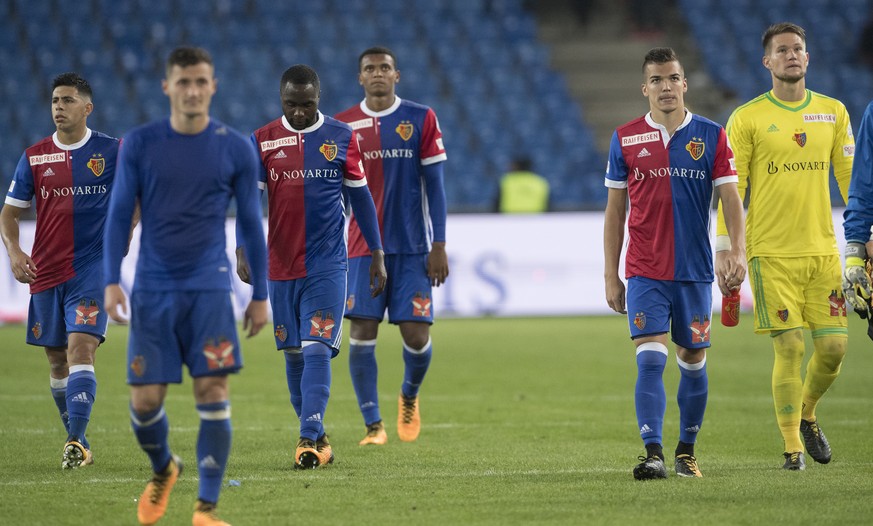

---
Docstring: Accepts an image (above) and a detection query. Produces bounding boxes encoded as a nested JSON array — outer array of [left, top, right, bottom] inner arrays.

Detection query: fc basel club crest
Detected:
[[690, 315, 711, 344], [777, 308, 789, 322], [633, 312, 646, 330], [309, 311, 335, 338], [395, 121, 414, 141], [203, 338, 235, 370], [685, 137, 705, 160], [319, 140, 337, 161], [346, 294, 355, 311], [130, 355, 146, 377], [75, 299, 100, 326], [828, 290, 847, 317], [793, 130, 807, 147], [274, 324, 288, 343], [87, 154, 105, 176], [31, 322, 42, 339], [412, 292, 432, 317]]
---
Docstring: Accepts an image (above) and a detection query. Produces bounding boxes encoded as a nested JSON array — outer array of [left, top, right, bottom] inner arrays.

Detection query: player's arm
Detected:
[[236, 133, 267, 285], [422, 160, 448, 286], [104, 136, 140, 323], [715, 111, 750, 269], [715, 181, 746, 296], [0, 203, 36, 283], [345, 132, 386, 296], [832, 102, 855, 204], [842, 102, 873, 317], [604, 187, 627, 314]]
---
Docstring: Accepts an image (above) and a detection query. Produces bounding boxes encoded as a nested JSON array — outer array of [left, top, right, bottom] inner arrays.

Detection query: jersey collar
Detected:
[[281, 111, 324, 134], [359, 96, 402, 118], [52, 128, 92, 150], [644, 110, 693, 146]]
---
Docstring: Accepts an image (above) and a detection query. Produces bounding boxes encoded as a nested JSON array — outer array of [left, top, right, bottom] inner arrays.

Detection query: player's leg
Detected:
[[750, 257, 807, 470], [670, 281, 711, 478], [192, 375, 232, 525], [44, 346, 70, 435], [270, 280, 305, 420], [626, 277, 670, 480], [132, 383, 180, 526], [62, 333, 99, 468], [346, 255, 388, 443], [284, 349, 304, 418], [798, 255, 848, 464], [397, 321, 431, 442]]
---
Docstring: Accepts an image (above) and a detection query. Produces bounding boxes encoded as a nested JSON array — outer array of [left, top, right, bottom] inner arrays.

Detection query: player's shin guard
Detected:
[[772, 330, 805, 452], [802, 332, 847, 420], [635, 342, 668, 447], [349, 338, 380, 424], [196, 401, 231, 505], [50, 376, 70, 434], [284, 350, 304, 419], [131, 404, 172, 473], [677, 354, 708, 444], [300, 343, 332, 440], [401, 338, 432, 398], [66, 365, 96, 447]]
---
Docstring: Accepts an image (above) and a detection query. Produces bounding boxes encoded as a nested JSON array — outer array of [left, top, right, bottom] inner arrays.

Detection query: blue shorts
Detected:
[[626, 276, 712, 349], [345, 254, 433, 324], [26, 263, 107, 347], [269, 269, 346, 355], [127, 290, 242, 384]]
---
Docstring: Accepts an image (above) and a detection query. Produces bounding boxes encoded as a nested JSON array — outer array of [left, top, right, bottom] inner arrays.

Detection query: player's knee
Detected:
[[772, 329, 805, 359], [813, 335, 847, 363]]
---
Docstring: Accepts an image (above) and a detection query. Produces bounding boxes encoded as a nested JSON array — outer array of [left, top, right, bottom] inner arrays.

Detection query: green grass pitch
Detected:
[[1, 315, 872, 525]]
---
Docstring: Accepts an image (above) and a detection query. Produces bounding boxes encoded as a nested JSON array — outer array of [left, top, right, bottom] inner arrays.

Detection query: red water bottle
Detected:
[[721, 289, 740, 327]]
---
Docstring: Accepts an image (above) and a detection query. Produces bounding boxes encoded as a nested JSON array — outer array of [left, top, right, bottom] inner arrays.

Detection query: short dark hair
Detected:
[[358, 46, 398, 70], [642, 47, 681, 73], [52, 72, 92, 100], [762, 22, 806, 52], [280, 64, 320, 91], [166, 46, 213, 76]]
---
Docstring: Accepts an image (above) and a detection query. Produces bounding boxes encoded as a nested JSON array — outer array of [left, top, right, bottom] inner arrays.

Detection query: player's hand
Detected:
[[8, 248, 37, 283], [235, 247, 251, 284], [427, 242, 449, 286], [605, 275, 627, 314], [842, 242, 872, 318], [104, 284, 129, 324], [715, 248, 747, 296], [369, 249, 387, 297], [243, 299, 268, 338]]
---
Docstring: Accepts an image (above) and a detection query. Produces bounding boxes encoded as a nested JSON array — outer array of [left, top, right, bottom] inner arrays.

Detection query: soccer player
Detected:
[[604, 48, 746, 480], [843, 100, 873, 318], [715, 23, 854, 471], [103, 47, 268, 526], [1, 72, 119, 469], [335, 47, 448, 445], [236, 64, 386, 469]]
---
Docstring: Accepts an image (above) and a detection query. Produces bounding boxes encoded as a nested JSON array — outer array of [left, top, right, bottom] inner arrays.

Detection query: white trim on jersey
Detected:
[[358, 96, 402, 118], [4, 196, 31, 208], [281, 112, 325, 134], [421, 153, 447, 166], [52, 128, 92, 150], [604, 178, 627, 189], [644, 111, 693, 146]]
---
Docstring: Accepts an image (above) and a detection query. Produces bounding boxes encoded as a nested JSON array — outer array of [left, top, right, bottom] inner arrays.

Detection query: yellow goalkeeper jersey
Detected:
[[717, 89, 854, 258]]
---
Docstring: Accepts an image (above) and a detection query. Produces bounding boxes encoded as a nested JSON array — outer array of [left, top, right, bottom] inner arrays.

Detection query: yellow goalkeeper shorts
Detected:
[[748, 255, 848, 334]]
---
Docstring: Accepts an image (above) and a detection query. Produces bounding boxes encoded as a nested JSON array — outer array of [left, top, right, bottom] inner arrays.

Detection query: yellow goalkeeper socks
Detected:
[[801, 332, 847, 421], [771, 329, 805, 452]]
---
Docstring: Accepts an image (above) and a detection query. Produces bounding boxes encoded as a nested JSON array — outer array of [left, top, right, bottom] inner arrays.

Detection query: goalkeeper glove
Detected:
[[842, 242, 872, 319]]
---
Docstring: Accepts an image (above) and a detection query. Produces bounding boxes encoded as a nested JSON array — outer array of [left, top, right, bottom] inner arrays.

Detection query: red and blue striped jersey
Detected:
[[5, 129, 118, 293], [253, 112, 366, 280], [605, 112, 737, 282], [335, 97, 447, 257]]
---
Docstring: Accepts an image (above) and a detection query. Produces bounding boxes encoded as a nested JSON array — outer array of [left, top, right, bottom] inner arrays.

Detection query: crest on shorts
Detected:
[[828, 290, 846, 317], [346, 294, 355, 311], [274, 324, 287, 343], [203, 338, 235, 370], [130, 355, 146, 377], [690, 314, 711, 343], [633, 312, 646, 330], [777, 308, 789, 322], [319, 140, 337, 161], [793, 130, 807, 148], [685, 137, 705, 160], [412, 292, 431, 317], [395, 121, 414, 141], [309, 311, 335, 338], [75, 299, 100, 326], [87, 154, 105, 176], [31, 321, 42, 339]]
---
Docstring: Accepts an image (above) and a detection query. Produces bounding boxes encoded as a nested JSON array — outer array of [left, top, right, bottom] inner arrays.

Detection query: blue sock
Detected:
[[284, 351, 304, 419], [349, 339, 380, 425], [131, 405, 172, 473], [299, 343, 332, 440], [401, 338, 432, 398], [50, 376, 70, 435], [677, 355, 708, 444], [635, 342, 668, 448], [67, 365, 96, 448], [196, 401, 231, 504]]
